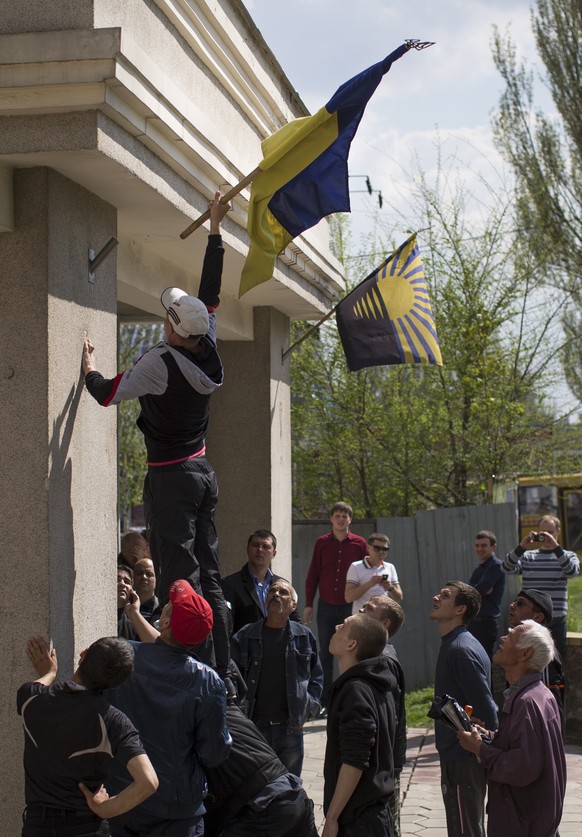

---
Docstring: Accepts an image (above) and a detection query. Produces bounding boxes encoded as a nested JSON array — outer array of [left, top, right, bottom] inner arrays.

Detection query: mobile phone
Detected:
[[381, 574, 388, 581]]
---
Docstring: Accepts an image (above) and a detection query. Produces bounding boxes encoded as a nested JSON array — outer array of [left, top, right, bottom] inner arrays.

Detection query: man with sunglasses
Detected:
[[345, 533, 403, 615], [507, 588, 565, 727]]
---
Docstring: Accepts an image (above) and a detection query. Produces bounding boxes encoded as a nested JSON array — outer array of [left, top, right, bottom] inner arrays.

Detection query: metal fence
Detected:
[[292, 502, 521, 690]]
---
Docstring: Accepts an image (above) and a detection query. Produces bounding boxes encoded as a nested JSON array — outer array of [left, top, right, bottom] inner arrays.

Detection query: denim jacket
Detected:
[[231, 619, 323, 728]]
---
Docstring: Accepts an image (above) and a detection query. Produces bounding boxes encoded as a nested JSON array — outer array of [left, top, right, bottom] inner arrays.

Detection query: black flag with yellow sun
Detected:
[[336, 235, 442, 371]]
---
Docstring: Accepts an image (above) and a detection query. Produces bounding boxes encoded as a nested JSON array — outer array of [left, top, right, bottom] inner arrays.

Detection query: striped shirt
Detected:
[[502, 547, 580, 619]]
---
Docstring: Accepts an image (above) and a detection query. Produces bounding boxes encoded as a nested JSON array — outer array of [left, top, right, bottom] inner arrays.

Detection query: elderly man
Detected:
[[430, 581, 498, 837], [105, 579, 231, 836], [458, 621, 566, 836], [83, 193, 231, 679], [507, 588, 565, 724], [502, 514, 579, 657], [17, 635, 158, 836], [231, 580, 322, 776]]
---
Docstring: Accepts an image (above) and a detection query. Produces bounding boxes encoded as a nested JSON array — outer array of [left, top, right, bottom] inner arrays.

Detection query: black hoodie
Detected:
[[323, 655, 398, 824]]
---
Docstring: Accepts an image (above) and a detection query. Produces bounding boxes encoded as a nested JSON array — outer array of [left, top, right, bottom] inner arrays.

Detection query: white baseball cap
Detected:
[[161, 287, 209, 339]]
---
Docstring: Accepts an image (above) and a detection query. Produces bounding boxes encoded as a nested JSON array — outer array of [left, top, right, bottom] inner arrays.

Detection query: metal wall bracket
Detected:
[[88, 237, 118, 284]]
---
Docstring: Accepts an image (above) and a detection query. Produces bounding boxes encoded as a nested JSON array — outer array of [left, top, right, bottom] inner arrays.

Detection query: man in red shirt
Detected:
[[303, 501, 367, 709]]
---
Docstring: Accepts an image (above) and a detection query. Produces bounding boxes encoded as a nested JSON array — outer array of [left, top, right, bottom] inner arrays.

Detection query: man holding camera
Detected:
[[502, 515, 579, 658], [344, 532, 403, 615], [457, 620, 565, 837], [430, 581, 498, 837]]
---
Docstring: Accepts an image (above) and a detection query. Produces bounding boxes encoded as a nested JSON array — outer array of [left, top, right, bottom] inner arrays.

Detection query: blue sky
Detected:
[[244, 0, 547, 241]]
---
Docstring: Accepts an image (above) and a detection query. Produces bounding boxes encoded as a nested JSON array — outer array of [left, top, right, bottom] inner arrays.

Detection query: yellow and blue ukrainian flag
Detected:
[[239, 44, 412, 296], [336, 235, 443, 370]]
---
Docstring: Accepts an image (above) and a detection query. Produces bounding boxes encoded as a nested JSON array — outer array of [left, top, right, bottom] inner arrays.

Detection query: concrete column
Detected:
[[209, 306, 292, 582], [0, 168, 118, 831]]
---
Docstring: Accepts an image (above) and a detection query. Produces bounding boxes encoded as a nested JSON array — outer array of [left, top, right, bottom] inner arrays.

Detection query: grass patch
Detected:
[[405, 685, 434, 729], [567, 575, 582, 633]]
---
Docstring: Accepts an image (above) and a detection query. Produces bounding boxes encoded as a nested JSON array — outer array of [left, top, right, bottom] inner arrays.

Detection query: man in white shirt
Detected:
[[345, 532, 403, 615]]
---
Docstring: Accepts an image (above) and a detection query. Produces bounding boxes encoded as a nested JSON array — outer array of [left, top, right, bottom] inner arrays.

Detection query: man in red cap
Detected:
[[83, 192, 231, 681], [105, 579, 232, 836]]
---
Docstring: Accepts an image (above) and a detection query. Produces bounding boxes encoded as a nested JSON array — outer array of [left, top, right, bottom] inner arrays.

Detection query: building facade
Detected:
[[0, 2, 344, 827]]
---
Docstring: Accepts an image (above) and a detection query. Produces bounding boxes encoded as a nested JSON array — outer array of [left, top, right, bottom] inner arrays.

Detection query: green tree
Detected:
[[291, 161, 574, 518], [491, 0, 582, 396], [118, 323, 163, 526]]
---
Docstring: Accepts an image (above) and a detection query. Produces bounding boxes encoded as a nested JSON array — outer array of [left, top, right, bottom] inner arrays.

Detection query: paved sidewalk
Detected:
[[302, 719, 582, 835]]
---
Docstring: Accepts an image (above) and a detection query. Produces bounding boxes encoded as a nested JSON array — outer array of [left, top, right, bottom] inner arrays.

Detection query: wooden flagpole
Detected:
[[179, 167, 262, 239], [281, 231, 421, 362], [180, 41, 434, 241], [281, 306, 340, 362]]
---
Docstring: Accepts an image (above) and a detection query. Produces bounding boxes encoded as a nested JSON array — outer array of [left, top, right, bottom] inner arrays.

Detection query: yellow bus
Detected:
[[513, 474, 582, 555]]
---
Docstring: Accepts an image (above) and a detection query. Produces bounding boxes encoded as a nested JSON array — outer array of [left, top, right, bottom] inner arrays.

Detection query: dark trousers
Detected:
[[109, 811, 203, 837], [467, 616, 499, 662], [440, 758, 486, 836], [254, 721, 305, 776], [143, 458, 229, 676], [22, 807, 110, 837], [218, 788, 317, 837], [389, 777, 401, 837], [338, 798, 393, 837], [550, 616, 567, 660], [317, 600, 352, 705]]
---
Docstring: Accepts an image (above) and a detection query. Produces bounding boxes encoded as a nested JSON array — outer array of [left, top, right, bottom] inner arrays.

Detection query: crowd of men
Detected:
[[17, 190, 578, 836], [20, 497, 578, 836], [19, 501, 410, 836]]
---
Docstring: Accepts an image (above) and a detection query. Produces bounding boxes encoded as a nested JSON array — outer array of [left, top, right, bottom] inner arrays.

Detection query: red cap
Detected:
[[169, 580, 213, 646]]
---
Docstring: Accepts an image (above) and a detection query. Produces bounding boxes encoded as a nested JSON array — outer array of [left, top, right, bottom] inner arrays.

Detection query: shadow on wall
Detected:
[[48, 375, 84, 673]]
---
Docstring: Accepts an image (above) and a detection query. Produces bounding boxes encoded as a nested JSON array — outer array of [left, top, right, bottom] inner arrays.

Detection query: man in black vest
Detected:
[[83, 193, 231, 679]]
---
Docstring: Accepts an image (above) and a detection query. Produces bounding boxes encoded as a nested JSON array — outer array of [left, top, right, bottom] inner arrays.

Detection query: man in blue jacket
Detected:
[[467, 529, 505, 660], [230, 580, 323, 776], [430, 580, 498, 837], [106, 579, 232, 836]]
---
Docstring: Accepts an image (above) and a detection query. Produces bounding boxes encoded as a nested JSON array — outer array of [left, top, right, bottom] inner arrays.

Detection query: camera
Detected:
[[428, 694, 492, 743], [381, 574, 389, 581], [535, 533, 546, 542]]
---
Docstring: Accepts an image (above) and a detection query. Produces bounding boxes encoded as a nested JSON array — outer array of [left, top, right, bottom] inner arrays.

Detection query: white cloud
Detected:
[[244, 0, 551, 239]]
